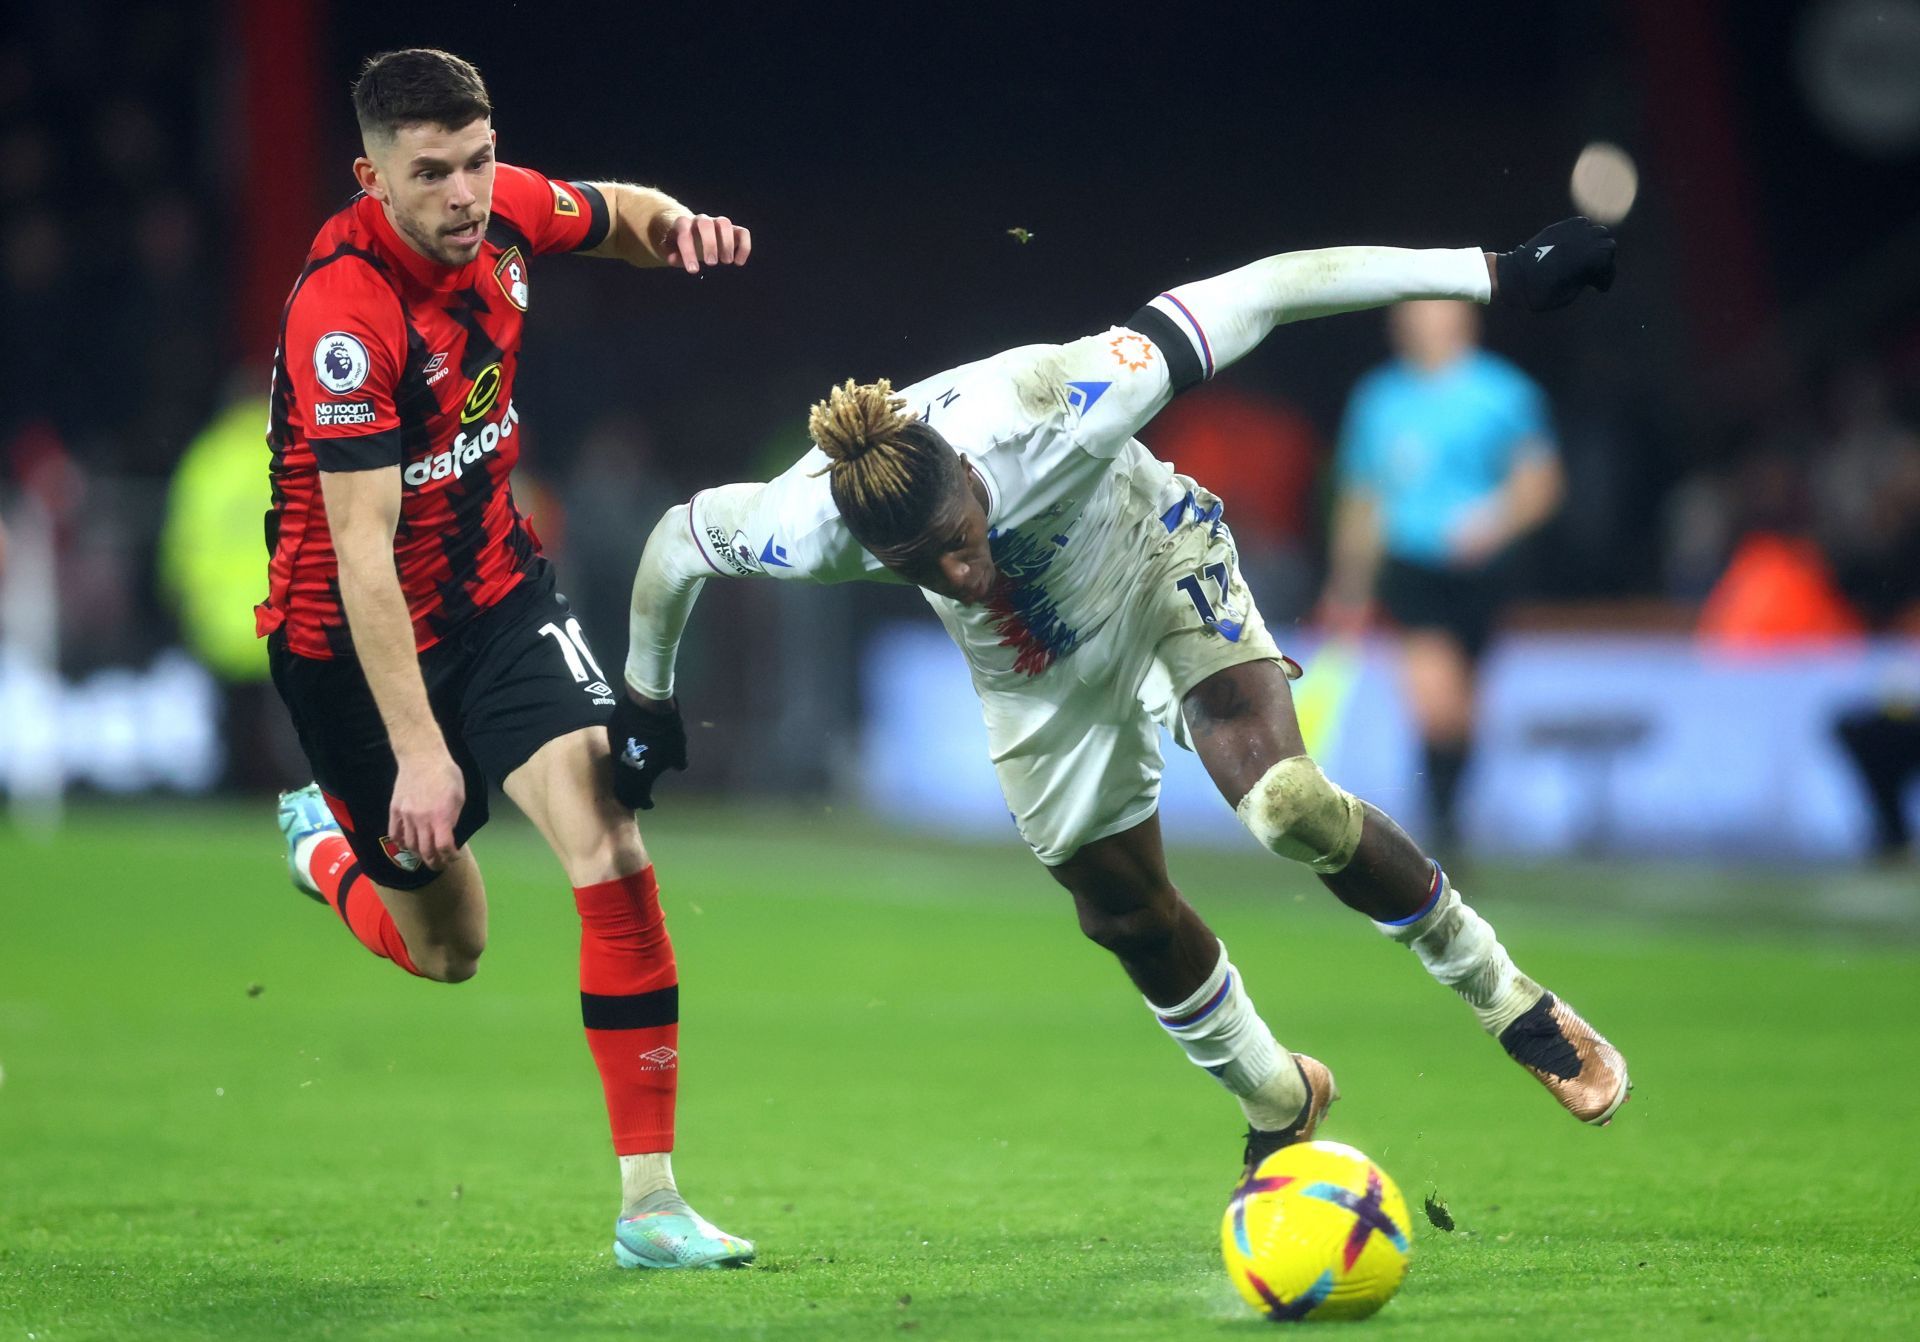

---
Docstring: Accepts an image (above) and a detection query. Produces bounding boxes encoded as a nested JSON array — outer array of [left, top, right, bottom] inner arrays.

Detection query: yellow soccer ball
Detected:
[[1221, 1140, 1413, 1322]]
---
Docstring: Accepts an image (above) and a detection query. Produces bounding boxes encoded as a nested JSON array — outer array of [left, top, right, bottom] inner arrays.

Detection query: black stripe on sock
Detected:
[[581, 985, 679, 1030], [1126, 304, 1205, 393], [332, 861, 364, 926]]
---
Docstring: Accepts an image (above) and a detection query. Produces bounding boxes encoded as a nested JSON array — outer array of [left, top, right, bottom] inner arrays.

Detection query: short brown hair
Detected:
[[352, 49, 491, 141]]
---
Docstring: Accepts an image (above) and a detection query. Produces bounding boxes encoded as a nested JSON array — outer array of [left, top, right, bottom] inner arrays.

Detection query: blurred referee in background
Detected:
[[1320, 298, 1564, 852]]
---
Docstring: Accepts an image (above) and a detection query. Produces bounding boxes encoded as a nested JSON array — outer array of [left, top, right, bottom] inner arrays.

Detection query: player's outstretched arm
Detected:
[[584, 182, 751, 275], [609, 484, 769, 809], [1146, 218, 1615, 385], [1064, 220, 1615, 449]]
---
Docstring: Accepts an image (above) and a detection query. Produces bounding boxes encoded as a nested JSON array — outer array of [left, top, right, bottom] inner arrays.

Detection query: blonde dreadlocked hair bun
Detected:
[[809, 378, 964, 553]]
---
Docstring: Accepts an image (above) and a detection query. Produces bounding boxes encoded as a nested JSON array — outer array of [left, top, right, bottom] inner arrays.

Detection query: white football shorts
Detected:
[[982, 492, 1298, 866]]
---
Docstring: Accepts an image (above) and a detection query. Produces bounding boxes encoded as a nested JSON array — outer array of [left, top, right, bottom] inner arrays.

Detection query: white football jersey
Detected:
[[684, 324, 1207, 692]]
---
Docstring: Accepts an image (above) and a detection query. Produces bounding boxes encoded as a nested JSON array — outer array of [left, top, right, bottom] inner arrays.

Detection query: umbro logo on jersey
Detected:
[[551, 181, 580, 218], [1535, 244, 1554, 260], [424, 351, 452, 386], [759, 539, 791, 568], [584, 680, 615, 705]]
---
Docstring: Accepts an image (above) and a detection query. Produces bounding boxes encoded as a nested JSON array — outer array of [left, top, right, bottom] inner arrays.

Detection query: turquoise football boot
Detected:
[[276, 783, 337, 902], [614, 1195, 755, 1269]]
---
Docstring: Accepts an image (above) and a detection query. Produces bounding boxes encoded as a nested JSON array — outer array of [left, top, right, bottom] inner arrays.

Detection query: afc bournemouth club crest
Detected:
[[379, 835, 424, 873], [493, 246, 529, 311]]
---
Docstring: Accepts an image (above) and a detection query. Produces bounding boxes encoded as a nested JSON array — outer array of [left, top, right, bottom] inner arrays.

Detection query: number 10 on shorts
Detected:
[[538, 619, 615, 698]]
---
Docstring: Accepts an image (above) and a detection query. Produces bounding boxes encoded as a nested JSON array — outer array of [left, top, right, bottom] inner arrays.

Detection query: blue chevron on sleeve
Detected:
[[1066, 381, 1110, 415]]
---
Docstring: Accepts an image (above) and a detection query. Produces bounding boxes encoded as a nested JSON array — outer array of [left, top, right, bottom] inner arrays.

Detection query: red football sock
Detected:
[[575, 867, 679, 1155], [308, 834, 424, 977]]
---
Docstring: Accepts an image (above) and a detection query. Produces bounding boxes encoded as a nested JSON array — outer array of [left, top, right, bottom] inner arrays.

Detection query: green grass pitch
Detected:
[[2, 803, 1916, 1339]]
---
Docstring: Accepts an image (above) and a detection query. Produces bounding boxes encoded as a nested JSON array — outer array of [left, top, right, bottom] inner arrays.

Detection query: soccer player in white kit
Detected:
[[613, 219, 1630, 1170]]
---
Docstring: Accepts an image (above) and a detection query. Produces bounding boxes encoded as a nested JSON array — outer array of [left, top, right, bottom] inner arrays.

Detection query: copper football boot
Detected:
[[1497, 992, 1631, 1125], [1241, 1053, 1342, 1175]]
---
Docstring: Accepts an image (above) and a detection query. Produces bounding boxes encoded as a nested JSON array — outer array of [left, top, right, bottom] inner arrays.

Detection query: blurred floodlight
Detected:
[[1797, 0, 1920, 156], [1570, 142, 1638, 225]]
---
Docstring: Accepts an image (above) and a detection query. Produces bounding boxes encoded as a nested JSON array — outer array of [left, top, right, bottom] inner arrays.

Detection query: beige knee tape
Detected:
[[1235, 756, 1365, 874]]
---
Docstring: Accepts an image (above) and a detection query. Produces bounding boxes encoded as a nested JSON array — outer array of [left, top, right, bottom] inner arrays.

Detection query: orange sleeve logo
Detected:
[[1109, 333, 1155, 371]]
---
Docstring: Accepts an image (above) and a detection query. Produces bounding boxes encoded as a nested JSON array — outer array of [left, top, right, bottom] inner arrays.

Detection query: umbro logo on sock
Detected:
[[1535, 244, 1555, 260], [637, 1046, 678, 1070]]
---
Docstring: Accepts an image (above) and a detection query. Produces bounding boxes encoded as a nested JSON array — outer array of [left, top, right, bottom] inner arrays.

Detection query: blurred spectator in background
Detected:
[[555, 410, 683, 658], [110, 192, 221, 472], [1695, 526, 1865, 649], [1696, 443, 1866, 651], [1810, 359, 1920, 863], [1321, 299, 1564, 849], [0, 10, 220, 473], [157, 387, 299, 789], [3, 203, 84, 447], [1814, 360, 1920, 632], [1151, 384, 1322, 626], [1835, 692, 1920, 863]]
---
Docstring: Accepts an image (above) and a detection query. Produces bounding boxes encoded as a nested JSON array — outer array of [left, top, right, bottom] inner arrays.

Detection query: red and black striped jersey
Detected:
[[257, 163, 610, 660]]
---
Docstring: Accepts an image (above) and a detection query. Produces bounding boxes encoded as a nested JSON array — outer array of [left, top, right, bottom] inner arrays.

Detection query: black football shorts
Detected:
[[1376, 556, 1511, 663], [269, 568, 619, 889]]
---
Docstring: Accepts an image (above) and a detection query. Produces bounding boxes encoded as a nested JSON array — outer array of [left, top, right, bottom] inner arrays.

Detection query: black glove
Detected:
[[1493, 217, 1616, 312], [607, 694, 688, 811]]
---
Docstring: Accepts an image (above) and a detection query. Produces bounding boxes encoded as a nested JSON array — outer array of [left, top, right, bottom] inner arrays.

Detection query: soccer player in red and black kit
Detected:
[[258, 49, 753, 1269]]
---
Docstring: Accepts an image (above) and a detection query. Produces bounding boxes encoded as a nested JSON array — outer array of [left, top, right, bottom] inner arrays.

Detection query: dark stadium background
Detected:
[[2, 0, 1918, 844]]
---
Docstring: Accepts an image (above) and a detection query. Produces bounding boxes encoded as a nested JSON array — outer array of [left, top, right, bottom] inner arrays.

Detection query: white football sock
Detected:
[[1150, 941, 1307, 1131], [292, 831, 332, 890], [619, 1152, 688, 1217], [1375, 866, 1543, 1035]]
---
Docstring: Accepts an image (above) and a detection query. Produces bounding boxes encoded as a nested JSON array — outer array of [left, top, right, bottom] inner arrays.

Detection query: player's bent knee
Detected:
[[605, 817, 648, 873], [437, 955, 481, 985], [1075, 894, 1180, 962], [559, 817, 648, 887], [410, 932, 486, 984], [1236, 755, 1364, 875], [417, 947, 482, 984]]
